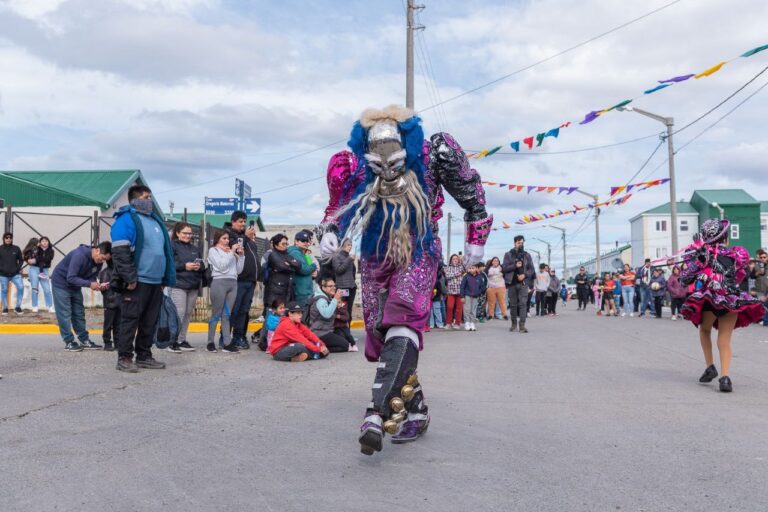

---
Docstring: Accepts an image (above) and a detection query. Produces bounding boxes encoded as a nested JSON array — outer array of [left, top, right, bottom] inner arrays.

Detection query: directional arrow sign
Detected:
[[243, 197, 261, 216]]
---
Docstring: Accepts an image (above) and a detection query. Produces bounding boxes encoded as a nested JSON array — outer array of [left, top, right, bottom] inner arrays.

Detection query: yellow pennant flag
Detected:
[[695, 61, 726, 79]]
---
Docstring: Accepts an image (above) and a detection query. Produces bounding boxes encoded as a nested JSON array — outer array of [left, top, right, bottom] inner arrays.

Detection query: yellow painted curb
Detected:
[[0, 320, 366, 335]]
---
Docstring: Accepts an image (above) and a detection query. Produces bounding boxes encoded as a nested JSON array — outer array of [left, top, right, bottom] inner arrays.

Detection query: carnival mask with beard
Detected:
[[337, 118, 431, 268]]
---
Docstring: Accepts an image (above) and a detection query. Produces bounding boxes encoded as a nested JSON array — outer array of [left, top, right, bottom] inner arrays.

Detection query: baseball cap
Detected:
[[286, 301, 303, 313], [295, 231, 312, 243]]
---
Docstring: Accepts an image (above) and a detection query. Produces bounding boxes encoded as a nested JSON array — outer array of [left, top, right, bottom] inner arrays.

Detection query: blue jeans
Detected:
[[429, 300, 444, 327], [0, 274, 23, 310], [621, 286, 635, 315], [52, 286, 89, 344], [638, 286, 654, 315], [28, 266, 53, 309]]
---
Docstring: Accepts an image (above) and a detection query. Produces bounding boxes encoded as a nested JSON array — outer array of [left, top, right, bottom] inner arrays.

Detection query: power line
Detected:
[[417, 0, 683, 113], [673, 64, 768, 136], [467, 132, 661, 156]]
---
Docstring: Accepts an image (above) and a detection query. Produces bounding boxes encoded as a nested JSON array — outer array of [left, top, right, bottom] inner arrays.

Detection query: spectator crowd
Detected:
[[2, 188, 767, 373]]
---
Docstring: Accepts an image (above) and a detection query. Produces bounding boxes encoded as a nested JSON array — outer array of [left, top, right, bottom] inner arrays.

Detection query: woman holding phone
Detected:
[[207, 230, 245, 353], [169, 222, 205, 352]]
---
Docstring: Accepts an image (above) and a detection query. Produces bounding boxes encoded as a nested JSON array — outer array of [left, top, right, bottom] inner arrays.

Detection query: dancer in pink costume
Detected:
[[680, 218, 764, 392], [319, 106, 492, 455]]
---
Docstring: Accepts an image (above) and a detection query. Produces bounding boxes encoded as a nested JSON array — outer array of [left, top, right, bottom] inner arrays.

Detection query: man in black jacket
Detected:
[[574, 266, 590, 310], [502, 235, 535, 333], [0, 232, 24, 315], [223, 210, 261, 349]]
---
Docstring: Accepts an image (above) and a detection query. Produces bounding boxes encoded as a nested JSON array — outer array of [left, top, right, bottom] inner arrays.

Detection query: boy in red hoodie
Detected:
[[268, 302, 329, 362]]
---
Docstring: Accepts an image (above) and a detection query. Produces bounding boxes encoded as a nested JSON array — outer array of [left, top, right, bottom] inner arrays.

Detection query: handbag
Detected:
[[202, 264, 212, 288]]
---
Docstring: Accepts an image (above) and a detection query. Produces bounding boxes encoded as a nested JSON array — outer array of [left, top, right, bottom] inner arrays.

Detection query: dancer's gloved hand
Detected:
[[463, 243, 485, 267]]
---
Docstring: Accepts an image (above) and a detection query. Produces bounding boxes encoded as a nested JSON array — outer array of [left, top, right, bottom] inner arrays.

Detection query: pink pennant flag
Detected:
[[516, 185, 524, 192], [536, 186, 546, 193], [508, 184, 514, 190]]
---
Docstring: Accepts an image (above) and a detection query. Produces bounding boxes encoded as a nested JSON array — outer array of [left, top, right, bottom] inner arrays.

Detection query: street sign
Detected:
[[204, 197, 240, 215], [235, 179, 251, 199], [243, 197, 261, 216]]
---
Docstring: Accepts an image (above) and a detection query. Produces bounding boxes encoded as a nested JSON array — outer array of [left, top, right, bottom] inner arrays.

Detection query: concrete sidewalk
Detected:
[[2, 308, 768, 511]]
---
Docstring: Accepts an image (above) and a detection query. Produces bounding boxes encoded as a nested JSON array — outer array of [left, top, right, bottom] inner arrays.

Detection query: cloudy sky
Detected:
[[1, 0, 767, 267]]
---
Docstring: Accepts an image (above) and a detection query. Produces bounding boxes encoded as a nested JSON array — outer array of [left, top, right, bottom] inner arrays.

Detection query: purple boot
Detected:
[[391, 414, 430, 444], [359, 415, 384, 456]]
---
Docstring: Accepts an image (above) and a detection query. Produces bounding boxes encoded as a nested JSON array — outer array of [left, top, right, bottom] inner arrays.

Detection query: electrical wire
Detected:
[[417, 0, 683, 113]]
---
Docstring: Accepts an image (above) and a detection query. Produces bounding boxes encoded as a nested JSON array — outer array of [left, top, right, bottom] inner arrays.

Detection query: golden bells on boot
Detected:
[[390, 397, 405, 413], [401, 385, 415, 401]]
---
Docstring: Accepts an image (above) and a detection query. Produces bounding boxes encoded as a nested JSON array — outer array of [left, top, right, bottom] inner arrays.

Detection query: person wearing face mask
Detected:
[[110, 185, 176, 373]]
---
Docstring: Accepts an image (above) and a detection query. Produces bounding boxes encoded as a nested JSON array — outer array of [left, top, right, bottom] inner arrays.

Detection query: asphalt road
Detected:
[[2, 307, 768, 511]]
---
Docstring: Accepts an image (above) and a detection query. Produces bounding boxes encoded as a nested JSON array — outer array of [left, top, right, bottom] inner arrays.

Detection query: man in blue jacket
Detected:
[[51, 242, 112, 351], [111, 185, 176, 373]]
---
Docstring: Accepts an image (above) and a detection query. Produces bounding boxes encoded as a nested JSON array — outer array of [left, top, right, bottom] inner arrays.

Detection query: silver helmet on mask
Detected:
[[365, 119, 408, 198]]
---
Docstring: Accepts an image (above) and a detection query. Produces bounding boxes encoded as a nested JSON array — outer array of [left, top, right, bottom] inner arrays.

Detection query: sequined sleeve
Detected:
[[428, 133, 489, 223], [729, 246, 751, 285], [680, 244, 703, 286], [321, 150, 362, 225]]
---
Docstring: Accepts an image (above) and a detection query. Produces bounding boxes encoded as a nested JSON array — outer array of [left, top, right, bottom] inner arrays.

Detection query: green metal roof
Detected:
[[691, 189, 759, 206], [2, 170, 140, 206], [637, 201, 698, 216], [164, 213, 265, 232], [0, 172, 112, 208]]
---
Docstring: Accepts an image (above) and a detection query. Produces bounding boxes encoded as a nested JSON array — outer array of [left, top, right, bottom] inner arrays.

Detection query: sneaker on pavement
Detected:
[[206, 342, 217, 353], [32, 307, 39, 313], [221, 343, 240, 353], [178, 341, 195, 352], [349, 344, 359, 352], [519, 326, 529, 333], [82, 340, 103, 350], [136, 358, 166, 369], [49, 306, 56, 313], [1, 309, 7, 315], [391, 415, 430, 444], [236, 339, 250, 350], [464, 323, 471, 331], [103, 341, 115, 352], [65, 341, 84, 352], [165, 342, 182, 353], [630, 312, 635, 317], [621, 312, 626, 317], [671, 315, 677, 321], [359, 415, 384, 456], [116, 357, 139, 373], [14, 306, 22, 315]]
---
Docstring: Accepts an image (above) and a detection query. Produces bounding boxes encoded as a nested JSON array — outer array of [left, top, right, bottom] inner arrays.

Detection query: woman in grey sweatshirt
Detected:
[[207, 231, 245, 353]]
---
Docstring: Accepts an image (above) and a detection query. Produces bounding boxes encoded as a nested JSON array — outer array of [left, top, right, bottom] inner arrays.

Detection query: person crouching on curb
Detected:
[[268, 302, 329, 362], [460, 263, 486, 331]]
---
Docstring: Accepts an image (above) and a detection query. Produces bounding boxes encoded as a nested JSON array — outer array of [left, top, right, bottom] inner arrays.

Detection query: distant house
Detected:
[[568, 244, 632, 279], [630, 189, 768, 267]]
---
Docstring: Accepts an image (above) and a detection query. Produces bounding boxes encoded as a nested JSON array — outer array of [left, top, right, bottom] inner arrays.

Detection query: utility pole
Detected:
[[574, 189, 601, 278], [533, 238, 551, 266], [617, 106, 678, 255], [406, 0, 424, 109], [529, 249, 541, 267], [549, 226, 567, 279]]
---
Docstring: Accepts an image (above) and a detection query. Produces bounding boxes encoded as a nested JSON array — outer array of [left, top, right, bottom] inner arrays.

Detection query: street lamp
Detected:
[[548, 225, 567, 279], [711, 202, 725, 220], [533, 237, 551, 265], [573, 189, 601, 278], [617, 105, 679, 255]]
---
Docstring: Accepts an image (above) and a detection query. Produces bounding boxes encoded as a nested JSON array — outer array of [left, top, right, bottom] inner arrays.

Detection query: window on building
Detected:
[[730, 223, 740, 240], [761, 220, 767, 232], [655, 220, 668, 232], [655, 248, 668, 258], [680, 220, 689, 232]]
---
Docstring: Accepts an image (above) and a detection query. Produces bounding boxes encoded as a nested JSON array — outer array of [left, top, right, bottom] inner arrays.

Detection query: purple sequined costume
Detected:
[[323, 133, 492, 362], [680, 242, 764, 329]]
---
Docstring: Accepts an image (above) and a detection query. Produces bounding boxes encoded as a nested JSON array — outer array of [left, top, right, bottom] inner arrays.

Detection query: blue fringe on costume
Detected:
[[337, 116, 436, 264]]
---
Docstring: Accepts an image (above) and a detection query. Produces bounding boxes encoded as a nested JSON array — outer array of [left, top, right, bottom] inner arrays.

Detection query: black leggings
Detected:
[[320, 331, 349, 352], [670, 298, 684, 316], [654, 297, 664, 318]]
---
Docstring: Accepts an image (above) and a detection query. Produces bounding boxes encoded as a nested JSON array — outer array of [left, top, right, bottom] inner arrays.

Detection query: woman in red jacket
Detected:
[[268, 302, 329, 362]]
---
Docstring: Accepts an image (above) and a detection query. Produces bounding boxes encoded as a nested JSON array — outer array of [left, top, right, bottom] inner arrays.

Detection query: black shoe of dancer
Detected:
[[359, 415, 384, 456], [719, 376, 732, 392], [699, 365, 718, 383]]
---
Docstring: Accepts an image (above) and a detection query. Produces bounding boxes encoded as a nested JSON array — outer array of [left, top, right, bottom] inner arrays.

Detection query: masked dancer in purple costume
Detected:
[[318, 106, 492, 455], [679, 218, 765, 392]]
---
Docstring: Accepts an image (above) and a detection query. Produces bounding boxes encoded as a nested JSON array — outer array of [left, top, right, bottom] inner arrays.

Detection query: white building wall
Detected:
[[631, 213, 698, 267], [761, 213, 768, 250]]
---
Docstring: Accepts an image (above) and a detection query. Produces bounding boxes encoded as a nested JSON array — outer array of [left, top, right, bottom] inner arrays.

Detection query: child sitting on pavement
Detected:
[[268, 302, 329, 362]]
